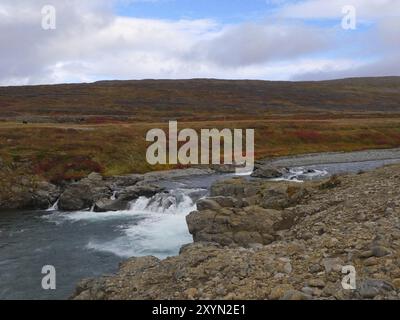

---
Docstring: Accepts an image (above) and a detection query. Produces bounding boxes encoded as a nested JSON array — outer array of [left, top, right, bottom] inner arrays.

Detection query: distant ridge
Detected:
[[1, 77, 400, 121]]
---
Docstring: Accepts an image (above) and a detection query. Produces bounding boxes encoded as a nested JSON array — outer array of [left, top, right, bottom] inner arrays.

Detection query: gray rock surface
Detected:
[[73, 164, 400, 300]]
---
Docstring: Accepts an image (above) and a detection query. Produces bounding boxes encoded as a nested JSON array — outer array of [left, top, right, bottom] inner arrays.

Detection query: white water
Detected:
[[86, 189, 202, 258], [46, 198, 59, 211], [42, 167, 327, 259], [272, 167, 329, 182], [44, 188, 205, 259]]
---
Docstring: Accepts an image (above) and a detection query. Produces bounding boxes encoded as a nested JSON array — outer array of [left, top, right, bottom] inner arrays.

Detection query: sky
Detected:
[[0, 0, 399, 85]]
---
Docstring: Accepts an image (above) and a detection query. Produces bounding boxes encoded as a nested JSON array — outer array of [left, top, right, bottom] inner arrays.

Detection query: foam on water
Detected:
[[86, 210, 193, 258], [273, 167, 329, 182], [43, 188, 205, 259], [85, 189, 200, 258]]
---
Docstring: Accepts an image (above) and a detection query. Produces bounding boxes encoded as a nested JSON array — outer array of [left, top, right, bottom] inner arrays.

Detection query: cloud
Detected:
[[189, 23, 330, 67], [278, 0, 400, 20], [0, 0, 398, 85]]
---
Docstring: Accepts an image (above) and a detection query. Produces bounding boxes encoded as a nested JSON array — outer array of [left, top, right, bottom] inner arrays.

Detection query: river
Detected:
[[1, 157, 400, 300]]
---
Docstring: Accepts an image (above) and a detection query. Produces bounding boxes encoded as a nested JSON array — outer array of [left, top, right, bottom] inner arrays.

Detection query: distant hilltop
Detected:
[[1, 77, 400, 123]]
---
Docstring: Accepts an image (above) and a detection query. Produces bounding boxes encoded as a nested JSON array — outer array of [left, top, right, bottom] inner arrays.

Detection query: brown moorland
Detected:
[[1, 77, 400, 182]]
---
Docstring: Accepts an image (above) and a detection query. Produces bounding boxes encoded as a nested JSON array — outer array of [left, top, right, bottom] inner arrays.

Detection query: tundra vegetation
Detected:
[[1, 77, 400, 183]]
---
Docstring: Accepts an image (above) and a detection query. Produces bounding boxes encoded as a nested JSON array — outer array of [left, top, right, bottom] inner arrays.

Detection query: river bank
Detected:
[[2, 149, 400, 299], [3, 147, 400, 212], [73, 162, 400, 300]]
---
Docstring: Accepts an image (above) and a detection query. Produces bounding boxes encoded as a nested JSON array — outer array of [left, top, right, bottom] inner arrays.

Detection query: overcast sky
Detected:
[[0, 0, 399, 85]]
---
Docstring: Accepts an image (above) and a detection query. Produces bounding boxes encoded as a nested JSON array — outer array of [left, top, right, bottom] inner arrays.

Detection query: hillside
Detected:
[[1, 77, 400, 183], [1, 77, 400, 122]]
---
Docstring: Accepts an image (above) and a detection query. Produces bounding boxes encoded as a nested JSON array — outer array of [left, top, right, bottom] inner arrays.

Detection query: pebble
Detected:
[[308, 279, 326, 288], [371, 246, 391, 258]]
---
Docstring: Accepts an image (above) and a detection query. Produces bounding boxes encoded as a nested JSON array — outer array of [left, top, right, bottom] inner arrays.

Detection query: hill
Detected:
[[1, 77, 400, 122]]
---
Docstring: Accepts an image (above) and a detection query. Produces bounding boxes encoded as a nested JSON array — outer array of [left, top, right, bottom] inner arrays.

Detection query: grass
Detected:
[[1, 116, 400, 182]]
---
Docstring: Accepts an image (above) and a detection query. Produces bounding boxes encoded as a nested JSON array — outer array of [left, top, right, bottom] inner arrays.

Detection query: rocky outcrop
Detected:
[[117, 182, 164, 202], [187, 206, 283, 246], [210, 178, 309, 210], [1, 167, 213, 211], [58, 174, 165, 212], [251, 164, 285, 179], [58, 176, 111, 211], [0, 170, 61, 210], [93, 198, 130, 212], [73, 164, 400, 300], [187, 179, 309, 247]]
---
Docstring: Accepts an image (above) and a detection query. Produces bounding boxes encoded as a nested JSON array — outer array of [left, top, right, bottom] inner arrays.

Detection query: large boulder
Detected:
[[58, 184, 94, 211], [210, 178, 308, 210], [0, 173, 61, 210], [251, 165, 284, 179], [259, 183, 308, 210], [94, 198, 130, 212], [58, 173, 111, 211], [210, 178, 259, 200], [108, 174, 144, 188], [118, 182, 164, 202], [31, 181, 61, 209], [187, 205, 283, 247]]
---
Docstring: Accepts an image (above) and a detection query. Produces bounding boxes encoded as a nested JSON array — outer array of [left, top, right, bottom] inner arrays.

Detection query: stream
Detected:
[[1, 157, 400, 300]]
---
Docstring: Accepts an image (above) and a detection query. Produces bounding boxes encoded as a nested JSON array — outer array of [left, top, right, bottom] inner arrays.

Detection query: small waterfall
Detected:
[[46, 198, 59, 211], [85, 188, 207, 259], [129, 188, 206, 215], [110, 191, 117, 201]]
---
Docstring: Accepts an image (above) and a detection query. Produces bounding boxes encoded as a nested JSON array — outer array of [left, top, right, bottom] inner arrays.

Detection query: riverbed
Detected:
[[1, 150, 400, 300]]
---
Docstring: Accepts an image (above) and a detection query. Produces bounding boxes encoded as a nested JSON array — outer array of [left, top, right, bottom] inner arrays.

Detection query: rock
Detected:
[[363, 257, 379, 266], [31, 181, 61, 209], [322, 258, 343, 273], [358, 279, 395, 299], [283, 262, 293, 274], [260, 183, 308, 210], [58, 184, 94, 211], [57, 171, 114, 211], [360, 250, 374, 259], [87, 172, 103, 182], [309, 264, 323, 273], [118, 183, 164, 202], [196, 199, 222, 211], [269, 284, 293, 300], [392, 279, 400, 289], [319, 175, 341, 190], [184, 288, 198, 300], [281, 290, 311, 300], [251, 165, 283, 179], [211, 196, 243, 208], [308, 279, 325, 288], [301, 287, 314, 296], [186, 205, 282, 247], [210, 178, 259, 199], [371, 246, 391, 258], [94, 198, 129, 212], [0, 175, 60, 210]]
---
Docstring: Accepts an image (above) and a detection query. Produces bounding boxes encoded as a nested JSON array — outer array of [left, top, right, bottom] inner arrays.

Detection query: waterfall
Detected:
[[84, 188, 207, 259], [128, 188, 204, 215], [110, 191, 117, 200], [46, 198, 59, 211]]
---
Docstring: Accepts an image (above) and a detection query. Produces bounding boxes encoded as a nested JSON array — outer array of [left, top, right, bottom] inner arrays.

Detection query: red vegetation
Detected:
[[294, 130, 323, 142]]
